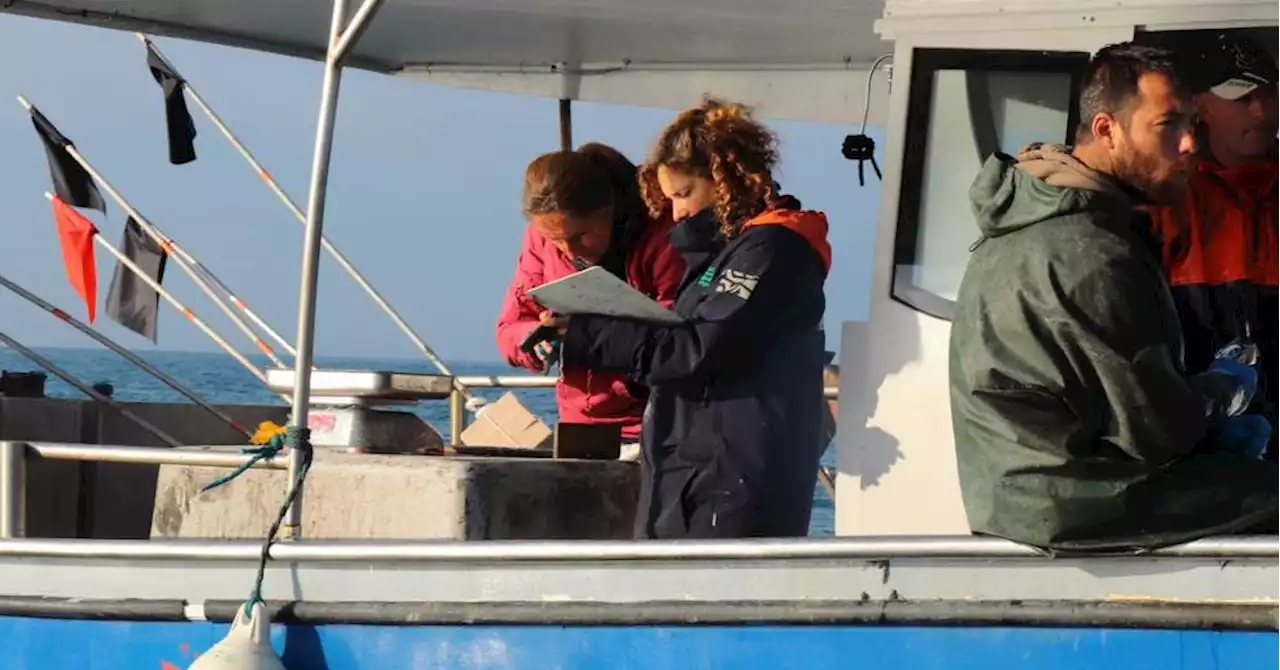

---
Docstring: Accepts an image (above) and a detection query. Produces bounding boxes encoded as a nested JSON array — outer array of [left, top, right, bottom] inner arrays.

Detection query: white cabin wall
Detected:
[[834, 26, 1134, 536]]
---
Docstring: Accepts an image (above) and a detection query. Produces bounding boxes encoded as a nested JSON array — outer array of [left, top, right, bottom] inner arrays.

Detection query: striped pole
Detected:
[[61, 141, 290, 369], [39, 191, 289, 404], [188, 258, 298, 359], [0, 271, 252, 437], [17, 96, 290, 370], [0, 330, 183, 447], [137, 35, 483, 408]]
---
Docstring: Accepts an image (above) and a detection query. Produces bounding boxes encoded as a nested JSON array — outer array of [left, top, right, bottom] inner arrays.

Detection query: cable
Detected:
[[842, 54, 894, 187]]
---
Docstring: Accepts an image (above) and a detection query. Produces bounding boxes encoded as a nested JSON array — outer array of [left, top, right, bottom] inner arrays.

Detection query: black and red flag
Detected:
[[105, 218, 168, 342], [30, 104, 104, 322], [144, 39, 198, 165]]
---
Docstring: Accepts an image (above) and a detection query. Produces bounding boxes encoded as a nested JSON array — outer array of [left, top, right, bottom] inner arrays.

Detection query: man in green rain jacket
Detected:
[[950, 42, 1277, 552]]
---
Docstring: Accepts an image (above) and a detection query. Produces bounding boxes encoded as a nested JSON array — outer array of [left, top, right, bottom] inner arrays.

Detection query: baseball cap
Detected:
[[1200, 32, 1277, 101]]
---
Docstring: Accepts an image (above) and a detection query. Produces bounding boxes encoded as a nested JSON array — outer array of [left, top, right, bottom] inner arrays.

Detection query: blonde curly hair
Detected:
[[639, 97, 783, 239]]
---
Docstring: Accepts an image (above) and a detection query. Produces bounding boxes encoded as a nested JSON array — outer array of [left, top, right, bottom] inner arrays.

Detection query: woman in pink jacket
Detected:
[[497, 143, 686, 446]]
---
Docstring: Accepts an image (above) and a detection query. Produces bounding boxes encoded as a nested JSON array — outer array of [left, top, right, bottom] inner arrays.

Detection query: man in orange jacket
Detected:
[[1150, 32, 1277, 457]]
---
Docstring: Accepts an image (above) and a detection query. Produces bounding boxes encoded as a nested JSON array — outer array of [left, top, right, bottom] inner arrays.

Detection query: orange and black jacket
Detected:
[[1149, 155, 1278, 443], [562, 197, 832, 539]]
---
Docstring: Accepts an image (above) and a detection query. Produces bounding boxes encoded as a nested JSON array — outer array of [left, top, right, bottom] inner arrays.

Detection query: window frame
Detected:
[[891, 48, 1091, 321]]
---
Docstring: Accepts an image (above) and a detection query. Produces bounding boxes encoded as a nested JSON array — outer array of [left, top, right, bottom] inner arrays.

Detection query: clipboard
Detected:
[[528, 266, 683, 324]]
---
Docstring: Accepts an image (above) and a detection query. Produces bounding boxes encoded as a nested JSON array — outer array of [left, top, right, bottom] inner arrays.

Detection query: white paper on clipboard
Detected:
[[528, 266, 683, 324]]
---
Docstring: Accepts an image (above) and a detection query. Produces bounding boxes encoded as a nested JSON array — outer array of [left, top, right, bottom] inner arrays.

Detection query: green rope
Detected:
[[241, 425, 313, 618], [200, 430, 289, 493]]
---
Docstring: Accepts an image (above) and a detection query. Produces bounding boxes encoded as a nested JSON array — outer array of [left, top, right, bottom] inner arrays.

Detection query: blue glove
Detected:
[[1215, 341, 1260, 366], [1205, 357, 1258, 418], [1213, 415, 1272, 460]]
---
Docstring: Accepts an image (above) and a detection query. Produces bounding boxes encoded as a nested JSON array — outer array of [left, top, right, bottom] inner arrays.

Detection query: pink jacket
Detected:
[[496, 214, 685, 440]]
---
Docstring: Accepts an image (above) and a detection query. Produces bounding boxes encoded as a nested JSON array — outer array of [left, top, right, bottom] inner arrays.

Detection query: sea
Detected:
[[0, 346, 836, 536]]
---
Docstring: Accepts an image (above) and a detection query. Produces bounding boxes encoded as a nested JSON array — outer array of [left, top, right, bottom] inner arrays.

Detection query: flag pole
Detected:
[[38, 192, 289, 404], [191, 264, 297, 360], [66, 146, 290, 368], [137, 34, 483, 410], [0, 329, 183, 447], [136, 36, 297, 359], [16, 96, 290, 370], [0, 271, 253, 438]]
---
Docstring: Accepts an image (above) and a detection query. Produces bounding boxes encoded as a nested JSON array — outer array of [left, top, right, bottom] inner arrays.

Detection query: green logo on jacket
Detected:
[[696, 265, 717, 288]]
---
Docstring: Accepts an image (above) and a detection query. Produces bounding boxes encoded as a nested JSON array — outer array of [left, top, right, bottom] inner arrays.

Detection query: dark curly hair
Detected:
[[639, 98, 784, 238]]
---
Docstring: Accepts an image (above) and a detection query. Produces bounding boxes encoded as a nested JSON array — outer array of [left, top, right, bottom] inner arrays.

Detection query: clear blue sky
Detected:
[[0, 14, 882, 363]]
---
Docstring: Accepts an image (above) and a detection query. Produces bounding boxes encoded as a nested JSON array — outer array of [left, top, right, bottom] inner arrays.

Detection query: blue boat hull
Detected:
[[2, 617, 1276, 669]]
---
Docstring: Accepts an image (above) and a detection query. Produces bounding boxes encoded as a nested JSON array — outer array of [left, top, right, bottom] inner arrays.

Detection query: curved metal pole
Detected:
[[0, 271, 251, 437], [285, 0, 386, 539]]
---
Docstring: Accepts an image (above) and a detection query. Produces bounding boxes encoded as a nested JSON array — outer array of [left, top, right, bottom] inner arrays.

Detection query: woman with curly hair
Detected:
[[542, 99, 833, 538], [497, 143, 685, 451]]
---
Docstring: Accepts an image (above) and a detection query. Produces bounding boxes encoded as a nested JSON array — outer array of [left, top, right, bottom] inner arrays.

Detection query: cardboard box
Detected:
[[459, 391, 553, 450]]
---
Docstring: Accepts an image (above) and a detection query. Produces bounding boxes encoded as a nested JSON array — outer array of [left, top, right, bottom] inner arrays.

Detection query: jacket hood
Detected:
[[970, 143, 1135, 239], [741, 204, 832, 273], [669, 196, 831, 274]]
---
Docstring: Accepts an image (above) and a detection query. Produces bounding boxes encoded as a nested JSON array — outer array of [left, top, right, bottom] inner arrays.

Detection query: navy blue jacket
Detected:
[[562, 202, 832, 538]]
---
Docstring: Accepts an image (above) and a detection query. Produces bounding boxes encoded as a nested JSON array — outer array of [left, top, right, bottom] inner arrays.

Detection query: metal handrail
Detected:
[[21, 442, 288, 469], [0, 535, 1274, 562], [0, 535, 1271, 563], [0, 440, 1274, 561], [0, 441, 286, 539]]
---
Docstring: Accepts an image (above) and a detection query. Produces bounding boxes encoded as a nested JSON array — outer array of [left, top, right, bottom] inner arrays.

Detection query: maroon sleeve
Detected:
[[496, 225, 549, 371]]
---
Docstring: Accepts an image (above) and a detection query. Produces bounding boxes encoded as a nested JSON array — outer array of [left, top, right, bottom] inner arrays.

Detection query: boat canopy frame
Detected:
[[284, 0, 388, 538]]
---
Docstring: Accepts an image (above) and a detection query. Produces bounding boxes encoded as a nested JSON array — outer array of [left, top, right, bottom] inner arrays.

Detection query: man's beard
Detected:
[[1113, 150, 1184, 205]]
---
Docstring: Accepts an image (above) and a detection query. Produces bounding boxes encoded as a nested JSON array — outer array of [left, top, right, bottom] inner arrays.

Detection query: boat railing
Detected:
[[444, 376, 840, 446], [0, 440, 286, 539], [0, 439, 1274, 562]]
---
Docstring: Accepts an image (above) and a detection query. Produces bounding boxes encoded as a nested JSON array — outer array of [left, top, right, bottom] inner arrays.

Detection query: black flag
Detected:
[[145, 41, 197, 165], [105, 217, 168, 342], [30, 107, 106, 212]]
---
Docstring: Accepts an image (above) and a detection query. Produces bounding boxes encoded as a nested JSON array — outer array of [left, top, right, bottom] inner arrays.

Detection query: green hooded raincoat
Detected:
[[950, 143, 1278, 552]]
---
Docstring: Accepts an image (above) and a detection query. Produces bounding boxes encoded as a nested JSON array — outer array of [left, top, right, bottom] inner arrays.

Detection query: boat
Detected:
[[0, 0, 1276, 667]]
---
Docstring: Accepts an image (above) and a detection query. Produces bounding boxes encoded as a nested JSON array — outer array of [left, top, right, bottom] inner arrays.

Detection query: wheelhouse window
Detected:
[[892, 49, 1089, 320]]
